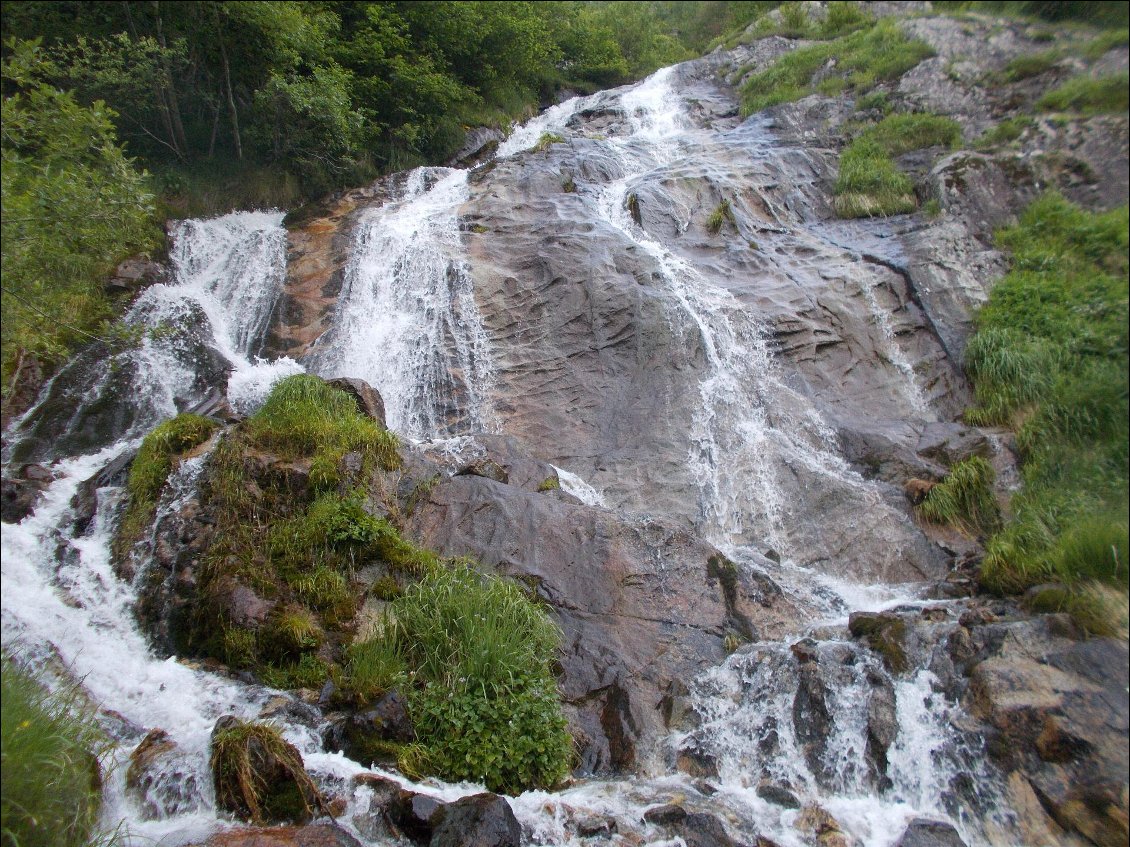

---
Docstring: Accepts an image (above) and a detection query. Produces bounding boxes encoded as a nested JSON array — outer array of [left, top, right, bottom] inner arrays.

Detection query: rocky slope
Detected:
[[3, 4, 1127, 847]]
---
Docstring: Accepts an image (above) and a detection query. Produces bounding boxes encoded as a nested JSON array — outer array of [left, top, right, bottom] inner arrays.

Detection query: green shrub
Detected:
[[740, 19, 934, 115], [1081, 28, 1130, 60], [916, 457, 1001, 536], [1, 657, 106, 847], [246, 374, 399, 488], [1037, 73, 1130, 116], [392, 565, 572, 793], [965, 194, 1128, 627]]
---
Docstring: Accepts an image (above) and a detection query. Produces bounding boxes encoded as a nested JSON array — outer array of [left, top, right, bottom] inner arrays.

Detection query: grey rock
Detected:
[[327, 377, 387, 427], [893, 818, 968, 847], [430, 793, 521, 847]]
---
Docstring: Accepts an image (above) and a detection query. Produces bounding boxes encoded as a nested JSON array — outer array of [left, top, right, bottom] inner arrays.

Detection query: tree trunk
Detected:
[[213, 7, 243, 161], [154, 1, 191, 157], [123, 1, 184, 160]]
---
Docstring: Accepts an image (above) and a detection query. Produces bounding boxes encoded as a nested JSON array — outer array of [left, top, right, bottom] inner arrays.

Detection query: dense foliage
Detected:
[[965, 195, 1128, 632], [0, 657, 107, 847], [0, 1, 761, 210], [1, 39, 159, 397]]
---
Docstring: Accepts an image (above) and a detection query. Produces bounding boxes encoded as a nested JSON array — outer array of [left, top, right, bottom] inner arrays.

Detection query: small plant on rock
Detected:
[[706, 198, 737, 234], [916, 457, 1001, 537]]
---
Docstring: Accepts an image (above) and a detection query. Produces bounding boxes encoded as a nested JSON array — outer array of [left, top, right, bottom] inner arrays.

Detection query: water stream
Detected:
[[1, 62, 1011, 847]]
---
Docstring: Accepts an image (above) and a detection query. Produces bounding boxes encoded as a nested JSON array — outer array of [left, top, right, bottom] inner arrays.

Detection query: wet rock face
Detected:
[[964, 618, 1130, 847], [407, 468, 802, 774], [204, 823, 363, 847]]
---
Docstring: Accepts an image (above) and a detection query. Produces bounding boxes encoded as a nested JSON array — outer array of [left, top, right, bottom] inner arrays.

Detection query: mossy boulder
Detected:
[[848, 611, 909, 674], [210, 716, 324, 825]]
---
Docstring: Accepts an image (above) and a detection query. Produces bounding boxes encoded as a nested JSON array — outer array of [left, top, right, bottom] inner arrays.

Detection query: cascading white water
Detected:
[[307, 168, 495, 440], [2, 65, 1014, 847]]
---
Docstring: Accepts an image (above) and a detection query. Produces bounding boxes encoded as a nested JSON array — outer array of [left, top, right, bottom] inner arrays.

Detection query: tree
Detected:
[[1, 38, 158, 389]]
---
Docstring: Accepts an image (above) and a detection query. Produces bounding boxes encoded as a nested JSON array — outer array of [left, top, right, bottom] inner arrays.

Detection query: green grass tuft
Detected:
[[341, 633, 406, 705], [740, 19, 934, 115], [916, 457, 1001, 537], [706, 198, 738, 234], [210, 719, 322, 825], [1, 657, 107, 847], [1037, 73, 1130, 116], [536, 475, 561, 492], [834, 112, 963, 219], [997, 50, 1059, 83], [246, 374, 399, 488], [530, 132, 565, 153], [975, 116, 1034, 149]]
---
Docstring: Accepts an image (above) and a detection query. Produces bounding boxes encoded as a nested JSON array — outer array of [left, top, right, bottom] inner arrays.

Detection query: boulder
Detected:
[[756, 782, 800, 809], [893, 818, 968, 847], [387, 790, 446, 842], [326, 377, 387, 427], [848, 612, 909, 674], [328, 689, 415, 764], [204, 823, 363, 847], [429, 792, 521, 847], [1, 468, 52, 523], [210, 716, 324, 826], [126, 729, 204, 819]]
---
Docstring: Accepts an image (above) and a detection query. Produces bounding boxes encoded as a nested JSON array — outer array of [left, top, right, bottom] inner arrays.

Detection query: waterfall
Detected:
[[307, 168, 495, 440], [1, 62, 1015, 847]]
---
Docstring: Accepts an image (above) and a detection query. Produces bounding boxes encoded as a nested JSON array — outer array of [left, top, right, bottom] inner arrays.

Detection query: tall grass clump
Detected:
[[1037, 73, 1130, 116], [246, 374, 399, 487], [1, 657, 107, 847], [391, 565, 572, 794], [964, 194, 1128, 631], [752, 2, 872, 41], [834, 113, 961, 218], [917, 457, 1001, 536], [114, 413, 218, 561], [740, 19, 934, 115]]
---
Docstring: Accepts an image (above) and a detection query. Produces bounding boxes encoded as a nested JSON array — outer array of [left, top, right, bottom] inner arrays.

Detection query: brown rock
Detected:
[[326, 377, 387, 427], [204, 823, 362, 847], [903, 478, 938, 505]]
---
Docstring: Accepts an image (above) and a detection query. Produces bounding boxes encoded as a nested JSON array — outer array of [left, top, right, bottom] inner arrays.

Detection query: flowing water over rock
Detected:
[[4, 31, 1126, 847]]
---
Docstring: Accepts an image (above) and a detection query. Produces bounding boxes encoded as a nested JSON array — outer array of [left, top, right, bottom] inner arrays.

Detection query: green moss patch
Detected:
[[740, 19, 934, 115], [706, 198, 737, 234], [114, 413, 218, 562], [530, 132, 565, 153]]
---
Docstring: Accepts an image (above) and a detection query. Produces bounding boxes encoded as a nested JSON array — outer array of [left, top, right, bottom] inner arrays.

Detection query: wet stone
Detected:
[[893, 817, 968, 847]]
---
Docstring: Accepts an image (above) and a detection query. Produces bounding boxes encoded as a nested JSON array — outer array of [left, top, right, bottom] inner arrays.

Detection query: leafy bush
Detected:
[[740, 19, 934, 115], [1, 40, 159, 391], [392, 565, 572, 793], [963, 195, 1128, 628], [1037, 73, 1130, 116], [916, 457, 1001, 537], [1, 657, 107, 847]]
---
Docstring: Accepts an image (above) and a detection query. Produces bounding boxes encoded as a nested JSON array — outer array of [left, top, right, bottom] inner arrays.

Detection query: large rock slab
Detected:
[[408, 470, 803, 774]]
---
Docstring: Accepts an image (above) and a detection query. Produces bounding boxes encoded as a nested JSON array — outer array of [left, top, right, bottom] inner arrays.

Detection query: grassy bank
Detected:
[[962, 194, 1128, 633], [739, 18, 934, 115], [0, 657, 107, 847]]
